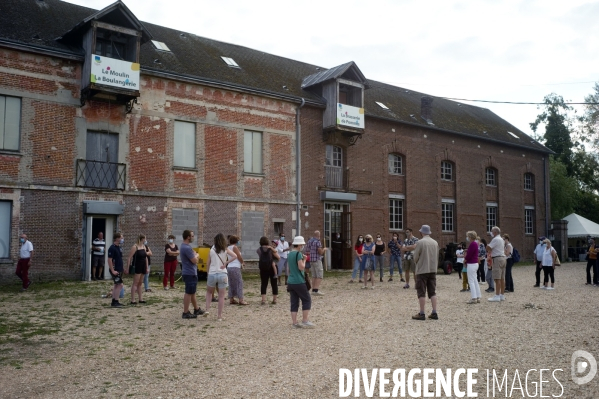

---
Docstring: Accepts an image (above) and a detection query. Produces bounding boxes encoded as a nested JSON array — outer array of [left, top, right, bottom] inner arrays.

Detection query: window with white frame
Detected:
[[525, 208, 534, 235], [389, 197, 404, 230], [441, 161, 453, 181], [0, 95, 21, 151], [174, 121, 196, 168], [486, 205, 497, 233], [325, 145, 342, 167], [244, 130, 263, 174], [442, 200, 454, 232], [524, 173, 534, 191], [0, 201, 11, 258], [486, 168, 496, 186], [388, 154, 403, 175]]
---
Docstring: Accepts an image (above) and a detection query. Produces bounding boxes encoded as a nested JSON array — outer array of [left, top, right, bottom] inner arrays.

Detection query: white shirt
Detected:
[[542, 247, 556, 266], [20, 240, 33, 259], [208, 247, 228, 274], [488, 235, 505, 258], [227, 245, 241, 268], [456, 249, 464, 264], [534, 243, 545, 261], [276, 240, 289, 259]]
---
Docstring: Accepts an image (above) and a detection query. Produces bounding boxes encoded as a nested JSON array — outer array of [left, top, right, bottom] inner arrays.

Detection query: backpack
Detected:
[[258, 247, 273, 273], [512, 248, 521, 263]]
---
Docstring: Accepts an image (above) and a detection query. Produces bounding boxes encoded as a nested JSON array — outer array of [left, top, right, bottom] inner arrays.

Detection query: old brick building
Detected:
[[0, 0, 550, 280]]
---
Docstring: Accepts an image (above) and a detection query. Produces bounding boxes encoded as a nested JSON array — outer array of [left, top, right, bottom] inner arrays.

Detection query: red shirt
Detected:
[[354, 244, 363, 255]]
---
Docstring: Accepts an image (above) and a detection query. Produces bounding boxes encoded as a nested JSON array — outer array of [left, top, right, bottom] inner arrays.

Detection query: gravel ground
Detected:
[[0, 262, 598, 398]]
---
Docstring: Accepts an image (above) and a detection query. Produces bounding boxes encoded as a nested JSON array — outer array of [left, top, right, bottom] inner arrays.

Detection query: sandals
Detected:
[[229, 299, 239, 305], [238, 301, 249, 306], [272, 300, 277, 305]]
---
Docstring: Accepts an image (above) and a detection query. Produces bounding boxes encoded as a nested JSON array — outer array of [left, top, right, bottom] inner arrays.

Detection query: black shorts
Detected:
[[416, 273, 437, 299], [183, 275, 198, 295], [112, 272, 123, 285], [134, 263, 146, 274]]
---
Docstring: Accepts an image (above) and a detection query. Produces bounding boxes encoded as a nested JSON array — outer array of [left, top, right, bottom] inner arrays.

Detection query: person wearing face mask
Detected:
[[487, 226, 506, 302], [227, 235, 248, 305], [107, 233, 124, 307], [360, 234, 376, 289], [388, 232, 404, 282], [143, 240, 154, 292], [349, 235, 364, 283], [465, 231, 481, 304], [163, 234, 179, 290], [503, 234, 514, 293], [180, 230, 205, 318], [287, 236, 314, 328], [541, 239, 557, 290], [374, 233, 387, 282], [16, 233, 33, 291], [127, 234, 148, 304], [456, 244, 468, 292], [276, 233, 290, 286], [402, 228, 419, 289]]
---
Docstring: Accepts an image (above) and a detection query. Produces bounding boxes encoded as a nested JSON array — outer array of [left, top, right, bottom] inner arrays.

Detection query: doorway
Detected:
[[84, 215, 115, 281], [324, 203, 352, 269]]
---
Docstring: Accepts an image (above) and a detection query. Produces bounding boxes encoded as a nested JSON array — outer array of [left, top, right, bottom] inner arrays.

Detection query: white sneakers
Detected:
[[546, 286, 555, 290], [488, 295, 501, 302], [500, 294, 505, 301]]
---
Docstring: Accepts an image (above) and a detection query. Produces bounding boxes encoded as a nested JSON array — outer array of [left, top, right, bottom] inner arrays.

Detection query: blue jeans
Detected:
[[389, 254, 402, 276], [143, 266, 150, 290], [352, 256, 363, 280], [375, 255, 385, 279]]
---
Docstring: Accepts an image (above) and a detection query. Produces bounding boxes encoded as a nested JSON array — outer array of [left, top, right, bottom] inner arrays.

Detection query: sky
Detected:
[[64, 0, 599, 138]]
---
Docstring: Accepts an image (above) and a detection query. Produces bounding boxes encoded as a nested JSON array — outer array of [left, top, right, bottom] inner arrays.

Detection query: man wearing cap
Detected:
[[487, 226, 506, 302], [412, 225, 439, 320], [533, 236, 546, 287]]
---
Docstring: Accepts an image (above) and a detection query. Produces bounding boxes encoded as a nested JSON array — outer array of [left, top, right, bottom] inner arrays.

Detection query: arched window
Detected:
[[485, 168, 497, 186], [441, 161, 453, 181], [388, 154, 403, 175]]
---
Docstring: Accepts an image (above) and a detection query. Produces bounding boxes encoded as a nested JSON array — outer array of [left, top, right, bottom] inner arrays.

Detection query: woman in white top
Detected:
[[227, 235, 248, 306], [541, 239, 557, 290], [205, 233, 238, 321]]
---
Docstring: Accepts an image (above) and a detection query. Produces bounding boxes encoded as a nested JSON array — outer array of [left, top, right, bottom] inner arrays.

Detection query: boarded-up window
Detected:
[[244, 131, 262, 174], [0, 201, 11, 258], [174, 121, 196, 168], [0, 95, 21, 151]]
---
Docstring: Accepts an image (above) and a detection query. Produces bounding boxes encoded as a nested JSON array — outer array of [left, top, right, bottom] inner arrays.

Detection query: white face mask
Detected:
[[466, 237, 470, 242], [169, 239, 174, 243]]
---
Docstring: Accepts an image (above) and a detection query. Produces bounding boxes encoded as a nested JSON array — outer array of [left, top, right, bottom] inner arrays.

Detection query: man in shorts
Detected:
[[107, 233, 125, 308], [487, 226, 506, 302], [412, 225, 439, 320], [305, 230, 327, 296], [276, 233, 290, 285], [180, 230, 205, 319], [402, 228, 419, 289]]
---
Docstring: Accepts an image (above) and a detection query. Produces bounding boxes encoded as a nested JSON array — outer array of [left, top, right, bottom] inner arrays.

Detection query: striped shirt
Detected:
[[92, 238, 105, 256]]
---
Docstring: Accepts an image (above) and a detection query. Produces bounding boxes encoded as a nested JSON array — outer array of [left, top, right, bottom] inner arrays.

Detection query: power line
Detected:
[[440, 98, 599, 105]]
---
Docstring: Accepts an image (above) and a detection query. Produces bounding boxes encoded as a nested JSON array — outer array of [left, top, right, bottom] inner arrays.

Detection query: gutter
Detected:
[[0, 39, 84, 61], [544, 156, 550, 235], [295, 98, 306, 236]]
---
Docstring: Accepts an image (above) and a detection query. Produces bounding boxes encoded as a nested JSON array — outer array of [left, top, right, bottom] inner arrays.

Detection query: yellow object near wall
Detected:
[[193, 247, 210, 273]]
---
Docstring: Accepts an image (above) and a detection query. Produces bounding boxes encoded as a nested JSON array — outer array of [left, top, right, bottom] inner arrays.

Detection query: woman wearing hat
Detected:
[[287, 236, 315, 328]]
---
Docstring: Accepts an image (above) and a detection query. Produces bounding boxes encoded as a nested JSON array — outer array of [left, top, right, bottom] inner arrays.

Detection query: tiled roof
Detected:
[[0, 0, 551, 154]]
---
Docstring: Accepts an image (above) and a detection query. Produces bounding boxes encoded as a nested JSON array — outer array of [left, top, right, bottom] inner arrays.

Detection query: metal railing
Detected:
[[76, 159, 126, 190], [325, 165, 348, 189]]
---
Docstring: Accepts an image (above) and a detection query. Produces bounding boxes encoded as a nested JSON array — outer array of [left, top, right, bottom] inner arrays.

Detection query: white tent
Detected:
[[563, 213, 599, 238]]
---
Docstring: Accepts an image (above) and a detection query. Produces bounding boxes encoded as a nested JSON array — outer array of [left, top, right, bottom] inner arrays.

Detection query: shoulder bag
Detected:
[[128, 248, 137, 275]]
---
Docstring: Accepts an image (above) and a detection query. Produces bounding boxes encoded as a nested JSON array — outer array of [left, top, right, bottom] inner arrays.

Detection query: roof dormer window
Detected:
[[221, 56, 240, 68], [151, 40, 171, 52]]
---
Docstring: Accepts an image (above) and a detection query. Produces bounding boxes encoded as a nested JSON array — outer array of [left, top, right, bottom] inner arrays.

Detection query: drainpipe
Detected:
[[544, 156, 549, 236], [296, 98, 306, 236]]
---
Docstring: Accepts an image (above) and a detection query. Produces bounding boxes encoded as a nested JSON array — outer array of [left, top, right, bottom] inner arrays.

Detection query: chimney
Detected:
[[421, 96, 433, 123]]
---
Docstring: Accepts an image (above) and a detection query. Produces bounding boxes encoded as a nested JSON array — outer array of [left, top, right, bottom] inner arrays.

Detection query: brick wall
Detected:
[[300, 108, 548, 260]]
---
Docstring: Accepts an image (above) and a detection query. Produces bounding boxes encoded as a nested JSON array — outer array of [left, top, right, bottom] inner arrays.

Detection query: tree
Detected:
[[549, 156, 578, 220], [530, 94, 575, 176], [581, 82, 599, 149]]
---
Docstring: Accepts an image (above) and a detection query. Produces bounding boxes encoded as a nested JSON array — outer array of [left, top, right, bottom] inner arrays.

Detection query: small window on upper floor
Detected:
[[441, 161, 453, 181], [151, 40, 171, 52], [388, 154, 403, 175], [524, 173, 534, 191], [338, 83, 362, 108], [221, 56, 240, 68], [485, 168, 496, 186]]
